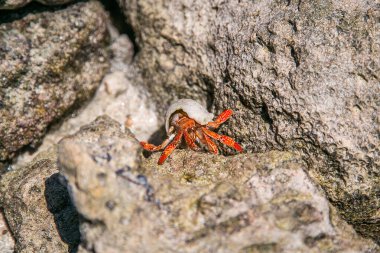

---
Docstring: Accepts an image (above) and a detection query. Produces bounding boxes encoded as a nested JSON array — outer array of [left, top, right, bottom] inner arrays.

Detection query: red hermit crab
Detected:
[[140, 99, 243, 165]]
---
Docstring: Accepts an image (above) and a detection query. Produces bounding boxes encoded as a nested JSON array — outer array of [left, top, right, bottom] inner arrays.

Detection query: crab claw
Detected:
[[140, 141, 158, 151]]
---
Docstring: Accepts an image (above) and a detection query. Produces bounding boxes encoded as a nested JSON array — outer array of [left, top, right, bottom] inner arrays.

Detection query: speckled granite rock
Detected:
[[58, 116, 379, 253], [0, 0, 73, 10], [118, 0, 380, 242], [0, 0, 110, 161], [0, 148, 80, 253]]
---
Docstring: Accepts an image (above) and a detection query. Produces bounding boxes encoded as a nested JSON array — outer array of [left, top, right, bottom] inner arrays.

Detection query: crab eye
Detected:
[[169, 113, 181, 126]]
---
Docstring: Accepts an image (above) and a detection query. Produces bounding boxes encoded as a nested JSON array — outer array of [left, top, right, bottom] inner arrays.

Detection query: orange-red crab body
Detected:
[[140, 99, 243, 165]]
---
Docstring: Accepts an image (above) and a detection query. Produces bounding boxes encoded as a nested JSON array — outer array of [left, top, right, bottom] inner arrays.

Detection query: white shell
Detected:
[[165, 99, 214, 134]]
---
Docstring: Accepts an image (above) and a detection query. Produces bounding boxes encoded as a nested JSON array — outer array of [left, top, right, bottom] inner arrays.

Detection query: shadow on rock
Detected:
[[45, 173, 80, 253]]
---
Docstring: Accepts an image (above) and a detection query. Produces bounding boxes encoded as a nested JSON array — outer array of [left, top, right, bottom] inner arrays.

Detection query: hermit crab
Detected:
[[140, 99, 243, 165]]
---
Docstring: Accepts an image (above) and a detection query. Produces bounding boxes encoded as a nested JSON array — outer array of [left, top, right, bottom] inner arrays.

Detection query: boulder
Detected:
[[0, 148, 80, 253], [118, 0, 380, 241], [13, 34, 158, 170], [58, 116, 379, 252], [0, 0, 110, 161]]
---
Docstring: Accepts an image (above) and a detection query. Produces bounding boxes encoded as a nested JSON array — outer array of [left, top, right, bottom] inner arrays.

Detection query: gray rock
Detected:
[[58, 116, 379, 252], [118, 0, 380, 241], [0, 0, 74, 10], [0, 148, 80, 253], [0, 0, 110, 161], [13, 33, 159, 170]]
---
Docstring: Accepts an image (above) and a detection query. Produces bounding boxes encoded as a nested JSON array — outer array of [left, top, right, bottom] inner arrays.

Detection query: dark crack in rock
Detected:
[[0, 0, 74, 10], [58, 116, 379, 252], [0, 0, 110, 161], [0, 148, 80, 253], [118, 0, 380, 242]]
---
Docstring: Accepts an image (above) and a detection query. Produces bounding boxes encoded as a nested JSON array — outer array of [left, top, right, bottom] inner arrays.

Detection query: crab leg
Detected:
[[194, 128, 207, 146], [183, 130, 200, 151], [203, 132, 219, 154], [206, 109, 233, 128], [194, 129, 218, 154], [140, 135, 174, 151], [202, 127, 243, 152], [158, 130, 184, 165]]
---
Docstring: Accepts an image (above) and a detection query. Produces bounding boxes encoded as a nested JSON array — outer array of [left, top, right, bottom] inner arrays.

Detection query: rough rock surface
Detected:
[[0, 211, 14, 253], [0, 148, 80, 253], [0, 0, 110, 161], [119, 0, 380, 241], [0, 0, 73, 10], [13, 32, 158, 170], [58, 116, 379, 252]]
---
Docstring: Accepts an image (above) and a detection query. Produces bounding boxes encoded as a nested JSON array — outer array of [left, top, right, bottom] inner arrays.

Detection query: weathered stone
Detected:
[[58, 115, 142, 179], [0, 148, 80, 253], [13, 33, 158, 170], [118, 0, 380, 241], [0, 0, 74, 10], [0, 0, 110, 161], [58, 116, 379, 252], [0, 211, 14, 253]]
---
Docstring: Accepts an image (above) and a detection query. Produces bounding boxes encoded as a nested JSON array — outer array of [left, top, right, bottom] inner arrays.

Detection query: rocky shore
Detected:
[[0, 0, 379, 252]]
